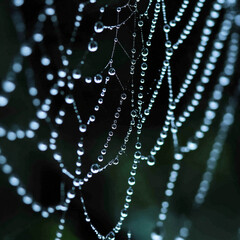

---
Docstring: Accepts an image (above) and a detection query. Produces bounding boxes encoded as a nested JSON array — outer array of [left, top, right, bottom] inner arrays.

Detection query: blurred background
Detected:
[[0, 0, 240, 239]]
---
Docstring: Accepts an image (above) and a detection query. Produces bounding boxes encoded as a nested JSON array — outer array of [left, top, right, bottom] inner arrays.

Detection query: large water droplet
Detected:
[[147, 155, 156, 166], [128, 177, 135, 186], [65, 94, 74, 104], [121, 208, 128, 218], [94, 74, 103, 83], [106, 231, 115, 240], [91, 164, 100, 174], [79, 124, 87, 133], [94, 21, 104, 33], [38, 142, 48, 151], [67, 189, 76, 199], [13, 0, 24, 7], [41, 56, 51, 66], [141, 63, 148, 71], [72, 69, 81, 79], [0, 95, 8, 107], [88, 40, 98, 52], [2, 80, 16, 93], [9, 175, 20, 186], [20, 44, 32, 56], [127, 187, 133, 195], [108, 67, 116, 76]]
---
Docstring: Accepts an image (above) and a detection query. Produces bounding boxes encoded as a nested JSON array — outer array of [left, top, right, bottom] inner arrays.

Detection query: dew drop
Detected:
[[106, 231, 115, 240], [79, 124, 87, 133], [88, 40, 98, 52], [94, 74, 103, 83], [138, 20, 144, 27], [38, 142, 48, 151], [127, 187, 133, 195], [3, 80, 16, 93], [91, 163, 100, 174], [73, 178, 80, 187], [135, 142, 141, 149], [65, 94, 74, 104], [141, 63, 148, 71], [142, 48, 149, 56], [128, 176, 135, 186], [67, 189, 75, 199], [41, 56, 51, 66], [0, 95, 8, 107], [13, 0, 24, 7], [85, 76, 92, 83], [94, 21, 104, 33], [9, 175, 20, 186], [72, 69, 81, 79], [121, 208, 128, 218], [147, 155, 156, 166], [20, 44, 32, 56], [108, 67, 116, 76], [163, 24, 171, 33]]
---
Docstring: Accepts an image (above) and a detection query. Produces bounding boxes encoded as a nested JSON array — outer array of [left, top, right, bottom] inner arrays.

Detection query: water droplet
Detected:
[[79, 124, 87, 133], [127, 187, 133, 195], [138, 20, 144, 27], [88, 40, 98, 52], [20, 44, 32, 56], [32, 203, 41, 212], [141, 63, 148, 71], [170, 20, 176, 27], [142, 48, 149, 56], [53, 152, 62, 161], [58, 69, 66, 78], [108, 67, 116, 76], [219, 76, 229, 86], [94, 21, 104, 33], [33, 33, 43, 42], [85, 76, 92, 83], [106, 231, 115, 240], [9, 175, 20, 186], [0, 95, 8, 107], [38, 142, 48, 151], [91, 163, 100, 174], [166, 47, 173, 56], [13, 0, 24, 7], [77, 147, 84, 156], [163, 24, 171, 33], [67, 189, 75, 199], [134, 151, 141, 159], [174, 153, 183, 160], [128, 176, 135, 186], [72, 69, 81, 79], [147, 155, 156, 166], [23, 195, 33, 205], [131, 110, 137, 117], [41, 56, 51, 66], [73, 178, 80, 187], [121, 208, 128, 218], [65, 94, 74, 104], [135, 142, 141, 149], [3, 80, 16, 93], [94, 74, 103, 84]]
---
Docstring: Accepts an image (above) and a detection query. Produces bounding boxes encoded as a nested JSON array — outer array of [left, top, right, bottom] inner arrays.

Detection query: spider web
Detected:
[[0, 0, 240, 239]]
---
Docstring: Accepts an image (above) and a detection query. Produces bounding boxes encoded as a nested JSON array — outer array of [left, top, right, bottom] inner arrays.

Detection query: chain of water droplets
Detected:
[[150, 28, 240, 240]]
